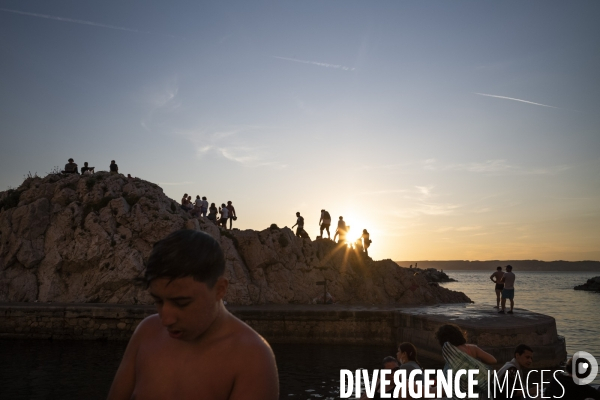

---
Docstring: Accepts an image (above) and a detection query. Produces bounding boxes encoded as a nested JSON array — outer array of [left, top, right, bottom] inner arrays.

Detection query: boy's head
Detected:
[[145, 230, 227, 341], [514, 344, 533, 368], [145, 230, 225, 287]]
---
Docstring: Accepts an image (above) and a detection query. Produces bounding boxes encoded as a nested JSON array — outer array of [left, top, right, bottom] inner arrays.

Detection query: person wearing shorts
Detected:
[[319, 209, 331, 239], [490, 266, 504, 309], [499, 265, 516, 314]]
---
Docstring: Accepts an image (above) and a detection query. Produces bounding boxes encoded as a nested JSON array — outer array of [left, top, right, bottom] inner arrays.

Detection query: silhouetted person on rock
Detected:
[[63, 158, 79, 174], [361, 229, 371, 257], [226, 201, 236, 229], [110, 160, 119, 175], [208, 202, 218, 224], [318, 209, 332, 239], [218, 203, 229, 228], [81, 162, 94, 175], [291, 212, 305, 238], [490, 266, 504, 309], [333, 216, 347, 244], [200, 196, 208, 217]]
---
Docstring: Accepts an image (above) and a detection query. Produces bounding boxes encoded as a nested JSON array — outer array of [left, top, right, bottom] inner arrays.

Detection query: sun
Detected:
[[335, 212, 372, 245]]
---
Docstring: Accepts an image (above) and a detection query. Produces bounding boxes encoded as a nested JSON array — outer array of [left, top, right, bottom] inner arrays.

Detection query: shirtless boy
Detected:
[[490, 266, 504, 309], [108, 230, 279, 400]]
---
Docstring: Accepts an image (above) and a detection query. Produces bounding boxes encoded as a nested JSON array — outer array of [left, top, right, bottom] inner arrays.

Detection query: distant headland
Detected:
[[395, 260, 600, 272]]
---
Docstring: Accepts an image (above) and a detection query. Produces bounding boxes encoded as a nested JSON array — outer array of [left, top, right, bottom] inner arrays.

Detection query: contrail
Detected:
[[272, 56, 355, 71], [0, 8, 179, 38], [474, 92, 557, 109]]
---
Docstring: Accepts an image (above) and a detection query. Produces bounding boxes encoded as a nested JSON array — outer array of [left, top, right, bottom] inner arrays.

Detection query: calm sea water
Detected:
[[0, 271, 598, 399]]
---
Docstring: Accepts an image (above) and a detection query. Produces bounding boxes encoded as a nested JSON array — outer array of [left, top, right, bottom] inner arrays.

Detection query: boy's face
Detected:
[[515, 350, 534, 369], [149, 276, 228, 341]]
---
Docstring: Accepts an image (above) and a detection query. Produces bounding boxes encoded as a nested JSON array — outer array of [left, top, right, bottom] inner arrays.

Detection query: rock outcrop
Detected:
[[574, 276, 600, 292], [0, 173, 471, 306]]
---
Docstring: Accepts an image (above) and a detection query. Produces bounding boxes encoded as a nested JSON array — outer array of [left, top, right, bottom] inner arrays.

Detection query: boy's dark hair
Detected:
[[382, 356, 398, 365], [497, 266, 502, 271], [435, 324, 467, 347], [515, 344, 533, 356], [506, 265, 513, 270], [145, 230, 225, 288]]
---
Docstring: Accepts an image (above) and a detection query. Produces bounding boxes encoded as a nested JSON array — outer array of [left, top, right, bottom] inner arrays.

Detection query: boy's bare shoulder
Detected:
[[131, 314, 163, 340], [226, 314, 275, 355]]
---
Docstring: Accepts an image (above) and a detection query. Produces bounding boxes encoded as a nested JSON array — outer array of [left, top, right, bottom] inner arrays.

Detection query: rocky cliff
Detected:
[[0, 173, 471, 306]]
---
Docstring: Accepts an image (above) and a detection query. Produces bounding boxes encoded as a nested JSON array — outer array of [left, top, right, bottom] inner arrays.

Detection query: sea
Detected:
[[0, 271, 598, 399]]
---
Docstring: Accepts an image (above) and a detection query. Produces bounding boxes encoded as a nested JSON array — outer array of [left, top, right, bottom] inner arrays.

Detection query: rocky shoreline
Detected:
[[574, 276, 600, 292], [0, 172, 470, 306]]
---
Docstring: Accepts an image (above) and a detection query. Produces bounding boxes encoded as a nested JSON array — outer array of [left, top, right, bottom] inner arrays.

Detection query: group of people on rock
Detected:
[[363, 323, 600, 400], [293, 210, 373, 256], [180, 193, 237, 229], [62, 157, 121, 175]]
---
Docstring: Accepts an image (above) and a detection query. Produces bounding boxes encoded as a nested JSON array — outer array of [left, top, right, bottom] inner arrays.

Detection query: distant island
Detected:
[[395, 260, 600, 272]]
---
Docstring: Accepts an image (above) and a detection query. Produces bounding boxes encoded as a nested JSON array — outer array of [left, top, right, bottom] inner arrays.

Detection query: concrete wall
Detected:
[[0, 303, 567, 368]]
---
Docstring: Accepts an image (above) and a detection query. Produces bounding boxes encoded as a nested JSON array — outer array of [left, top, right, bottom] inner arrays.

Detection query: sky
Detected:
[[1, 1, 599, 261]]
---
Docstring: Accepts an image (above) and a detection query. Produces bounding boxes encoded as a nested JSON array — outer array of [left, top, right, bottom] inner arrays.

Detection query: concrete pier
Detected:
[[0, 302, 567, 368]]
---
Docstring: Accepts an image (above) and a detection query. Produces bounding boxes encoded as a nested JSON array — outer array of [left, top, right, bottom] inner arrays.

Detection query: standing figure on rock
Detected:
[[208, 202, 218, 224], [318, 209, 331, 239], [361, 229, 371, 257], [110, 160, 119, 175], [200, 196, 209, 218], [226, 201, 236, 229], [333, 216, 347, 244], [63, 158, 79, 174], [291, 212, 305, 238], [490, 266, 504, 309], [218, 203, 229, 228]]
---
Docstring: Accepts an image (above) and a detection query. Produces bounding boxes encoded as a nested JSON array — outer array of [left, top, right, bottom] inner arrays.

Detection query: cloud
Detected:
[[140, 78, 180, 131], [181, 126, 287, 169], [272, 56, 355, 71], [0, 8, 181, 38], [424, 159, 571, 175], [474, 92, 558, 109]]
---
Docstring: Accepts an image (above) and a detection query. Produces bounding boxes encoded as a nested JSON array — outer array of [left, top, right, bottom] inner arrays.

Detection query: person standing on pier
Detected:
[[490, 266, 504, 309], [499, 265, 516, 314]]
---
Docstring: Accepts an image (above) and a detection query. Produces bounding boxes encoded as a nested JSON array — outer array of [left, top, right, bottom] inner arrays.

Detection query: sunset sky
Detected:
[[1, 1, 599, 261]]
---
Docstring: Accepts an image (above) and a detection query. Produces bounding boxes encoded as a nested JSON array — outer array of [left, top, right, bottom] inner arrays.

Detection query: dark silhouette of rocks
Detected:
[[574, 276, 600, 292], [0, 173, 471, 306]]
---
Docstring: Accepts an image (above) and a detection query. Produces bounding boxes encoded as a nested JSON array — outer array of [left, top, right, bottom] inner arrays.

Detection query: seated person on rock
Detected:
[[110, 160, 119, 175], [80, 162, 95, 175], [63, 158, 79, 174], [107, 230, 279, 400]]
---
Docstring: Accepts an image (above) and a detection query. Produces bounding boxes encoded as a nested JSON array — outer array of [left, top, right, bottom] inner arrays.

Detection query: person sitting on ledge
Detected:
[[80, 162, 94, 175], [107, 230, 279, 400], [63, 158, 79, 174]]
